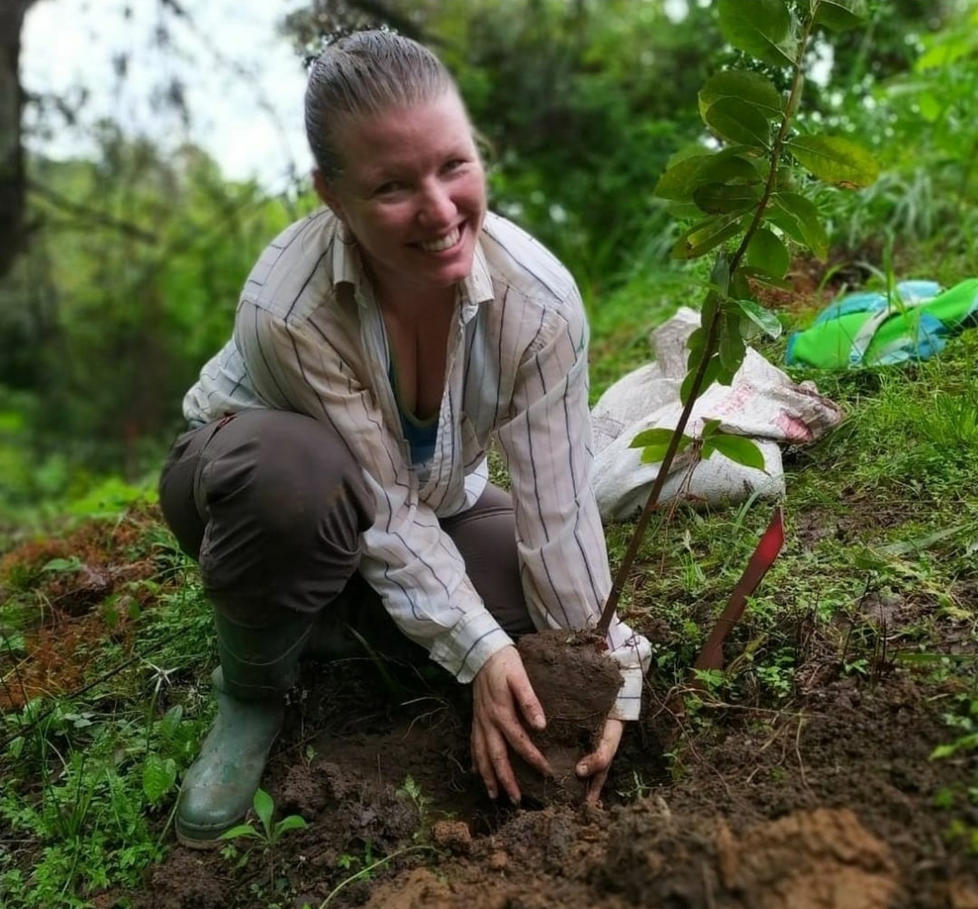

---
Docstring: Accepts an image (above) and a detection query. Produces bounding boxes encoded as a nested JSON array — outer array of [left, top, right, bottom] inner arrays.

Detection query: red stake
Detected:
[[693, 505, 785, 674]]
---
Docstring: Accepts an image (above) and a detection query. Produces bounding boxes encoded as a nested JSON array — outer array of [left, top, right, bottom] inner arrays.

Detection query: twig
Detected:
[[318, 845, 437, 908], [794, 716, 811, 794], [27, 180, 158, 243]]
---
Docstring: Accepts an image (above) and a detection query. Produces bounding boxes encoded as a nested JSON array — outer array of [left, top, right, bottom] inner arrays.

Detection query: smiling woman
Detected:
[[156, 29, 651, 848]]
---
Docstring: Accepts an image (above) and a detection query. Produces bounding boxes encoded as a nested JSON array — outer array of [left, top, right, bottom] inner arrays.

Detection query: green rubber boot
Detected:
[[175, 611, 312, 848]]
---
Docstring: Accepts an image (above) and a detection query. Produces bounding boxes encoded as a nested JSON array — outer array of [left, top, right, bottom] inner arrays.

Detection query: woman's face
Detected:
[[316, 91, 487, 300]]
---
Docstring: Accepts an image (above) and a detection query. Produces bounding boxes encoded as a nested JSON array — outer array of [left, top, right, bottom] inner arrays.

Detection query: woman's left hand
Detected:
[[576, 717, 624, 806]]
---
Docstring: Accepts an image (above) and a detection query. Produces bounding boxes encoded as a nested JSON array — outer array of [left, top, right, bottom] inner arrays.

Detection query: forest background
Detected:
[[0, 0, 976, 528]]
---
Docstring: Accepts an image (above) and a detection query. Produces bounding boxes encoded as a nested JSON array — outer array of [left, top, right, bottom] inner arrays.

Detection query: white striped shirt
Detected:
[[183, 209, 651, 720]]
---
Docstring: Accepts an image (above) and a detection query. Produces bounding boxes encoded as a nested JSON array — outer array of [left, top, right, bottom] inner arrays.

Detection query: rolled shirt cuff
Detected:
[[608, 663, 645, 721], [429, 608, 514, 683]]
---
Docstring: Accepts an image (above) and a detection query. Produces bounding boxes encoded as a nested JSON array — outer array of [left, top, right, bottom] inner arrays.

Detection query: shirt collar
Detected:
[[331, 217, 364, 292], [330, 214, 495, 319]]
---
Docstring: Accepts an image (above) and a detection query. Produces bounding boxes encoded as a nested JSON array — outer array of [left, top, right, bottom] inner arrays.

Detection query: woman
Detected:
[[160, 29, 651, 848]]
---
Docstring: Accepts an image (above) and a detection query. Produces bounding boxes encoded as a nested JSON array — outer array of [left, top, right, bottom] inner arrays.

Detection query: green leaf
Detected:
[[813, 0, 869, 32], [220, 824, 259, 840], [734, 298, 783, 339], [654, 152, 761, 201], [275, 815, 309, 836], [710, 253, 732, 297], [699, 70, 783, 121], [633, 430, 692, 465], [655, 156, 710, 201], [730, 269, 752, 301], [717, 0, 797, 67], [917, 91, 941, 123], [672, 215, 744, 260], [142, 754, 177, 805], [770, 192, 829, 259], [703, 98, 772, 149], [681, 354, 722, 406], [718, 311, 747, 375], [686, 325, 708, 364], [702, 434, 767, 470], [787, 135, 879, 188], [700, 418, 722, 439], [917, 35, 976, 71], [253, 788, 274, 837], [693, 182, 762, 214], [41, 556, 84, 574], [746, 228, 790, 278], [159, 704, 184, 740], [639, 443, 670, 464], [630, 428, 678, 449]]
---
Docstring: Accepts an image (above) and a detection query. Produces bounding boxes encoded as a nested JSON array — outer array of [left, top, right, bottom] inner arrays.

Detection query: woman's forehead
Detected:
[[335, 93, 475, 174]]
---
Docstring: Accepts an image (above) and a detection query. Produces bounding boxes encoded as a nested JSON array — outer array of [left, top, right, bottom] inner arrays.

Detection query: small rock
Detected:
[[488, 850, 509, 871], [432, 820, 472, 855]]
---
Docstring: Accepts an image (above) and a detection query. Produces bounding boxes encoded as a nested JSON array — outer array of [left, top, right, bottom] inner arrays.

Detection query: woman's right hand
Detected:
[[471, 645, 552, 804]]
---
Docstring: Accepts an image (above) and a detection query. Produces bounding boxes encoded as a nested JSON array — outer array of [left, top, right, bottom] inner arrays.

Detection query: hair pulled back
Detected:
[[305, 30, 456, 182]]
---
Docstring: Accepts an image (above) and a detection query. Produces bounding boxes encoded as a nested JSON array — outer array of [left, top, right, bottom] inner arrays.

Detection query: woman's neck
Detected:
[[376, 280, 457, 321]]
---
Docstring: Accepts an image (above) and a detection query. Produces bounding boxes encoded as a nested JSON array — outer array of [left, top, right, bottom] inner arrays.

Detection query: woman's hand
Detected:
[[471, 646, 552, 804], [576, 717, 624, 806]]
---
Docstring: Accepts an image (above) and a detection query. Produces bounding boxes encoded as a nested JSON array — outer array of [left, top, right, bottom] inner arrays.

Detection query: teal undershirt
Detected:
[[387, 352, 438, 465]]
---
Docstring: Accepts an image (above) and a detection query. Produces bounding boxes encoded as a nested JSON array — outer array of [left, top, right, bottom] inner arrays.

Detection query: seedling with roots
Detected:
[[516, 1, 879, 803]]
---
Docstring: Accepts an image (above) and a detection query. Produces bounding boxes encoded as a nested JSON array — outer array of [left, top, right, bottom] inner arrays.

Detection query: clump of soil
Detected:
[[515, 629, 622, 804]]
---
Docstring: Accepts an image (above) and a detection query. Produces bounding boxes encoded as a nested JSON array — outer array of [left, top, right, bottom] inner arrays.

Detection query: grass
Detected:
[[0, 243, 977, 905], [596, 273, 978, 706], [0, 511, 215, 908]]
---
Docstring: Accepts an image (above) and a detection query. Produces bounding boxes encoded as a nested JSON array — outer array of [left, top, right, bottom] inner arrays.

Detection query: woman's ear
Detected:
[[312, 170, 344, 220]]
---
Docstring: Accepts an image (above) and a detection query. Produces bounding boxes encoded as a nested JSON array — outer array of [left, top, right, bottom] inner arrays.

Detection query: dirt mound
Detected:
[[366, 804, 899, 909], [0, 505, 178, 708]]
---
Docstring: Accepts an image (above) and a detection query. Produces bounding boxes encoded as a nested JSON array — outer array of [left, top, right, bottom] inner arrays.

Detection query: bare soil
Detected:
[[139, 644, 978, 909], [5, 506, 978, 908]]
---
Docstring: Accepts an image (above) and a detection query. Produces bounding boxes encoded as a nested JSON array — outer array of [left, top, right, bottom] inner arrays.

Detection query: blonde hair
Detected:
[[305, 30, 457, 181]]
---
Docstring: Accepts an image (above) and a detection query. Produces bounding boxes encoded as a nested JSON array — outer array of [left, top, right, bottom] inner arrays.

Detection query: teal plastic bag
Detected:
[[786, 279, 978, 369]]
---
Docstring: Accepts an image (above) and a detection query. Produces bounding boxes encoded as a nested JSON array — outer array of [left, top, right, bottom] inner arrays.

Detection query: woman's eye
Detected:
[[443, 159, 466, 173], [374, 181, 405, 196]]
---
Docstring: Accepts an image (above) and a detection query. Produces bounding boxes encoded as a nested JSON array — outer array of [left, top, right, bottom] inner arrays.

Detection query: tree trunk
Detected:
[[0, 0, 35, 280]]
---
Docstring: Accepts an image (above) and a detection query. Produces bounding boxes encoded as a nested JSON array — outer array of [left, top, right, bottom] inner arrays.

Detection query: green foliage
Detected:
[[220, 788, 309, 847]]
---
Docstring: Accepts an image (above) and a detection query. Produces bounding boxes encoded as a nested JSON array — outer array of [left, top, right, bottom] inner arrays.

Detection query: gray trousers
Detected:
[[158, 409, 534, 671]]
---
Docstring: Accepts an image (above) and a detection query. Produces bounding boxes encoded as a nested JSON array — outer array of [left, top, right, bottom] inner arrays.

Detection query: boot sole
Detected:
[[175, 820, 239, 850]]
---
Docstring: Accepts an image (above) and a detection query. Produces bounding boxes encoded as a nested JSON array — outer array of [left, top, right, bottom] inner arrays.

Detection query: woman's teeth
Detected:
[[420, 227, 460, 252]]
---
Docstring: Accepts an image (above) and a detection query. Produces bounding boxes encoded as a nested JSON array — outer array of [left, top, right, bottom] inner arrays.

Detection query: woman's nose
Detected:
[[417, 180, 456, 227]]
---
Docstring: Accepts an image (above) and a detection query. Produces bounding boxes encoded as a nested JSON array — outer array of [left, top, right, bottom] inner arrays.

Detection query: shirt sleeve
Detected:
[[495, 284, 652, 721], [234, 299, 513, 682]]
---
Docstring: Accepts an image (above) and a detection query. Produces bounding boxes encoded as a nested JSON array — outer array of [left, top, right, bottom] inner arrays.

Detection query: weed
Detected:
[[221, 788, 309, 891], [396, 774, 435, 841]]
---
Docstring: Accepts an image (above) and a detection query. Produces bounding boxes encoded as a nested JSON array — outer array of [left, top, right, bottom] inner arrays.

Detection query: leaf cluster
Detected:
[[635, 0, 879, 464]]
